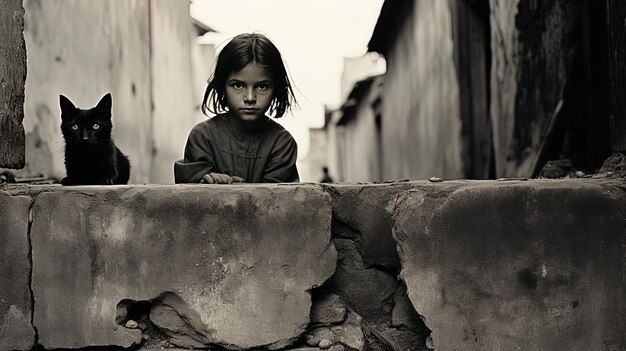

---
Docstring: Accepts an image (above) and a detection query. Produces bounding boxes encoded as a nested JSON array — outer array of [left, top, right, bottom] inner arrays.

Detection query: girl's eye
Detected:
[[231, 82, 244, 90], [257, 84, 268, 91], [93, 123, 100, 130], [71, 124, 79, 131]]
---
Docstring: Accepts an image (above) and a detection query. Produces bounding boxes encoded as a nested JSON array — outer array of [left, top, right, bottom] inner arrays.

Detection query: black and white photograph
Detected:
[[1, 1, 625, 350]]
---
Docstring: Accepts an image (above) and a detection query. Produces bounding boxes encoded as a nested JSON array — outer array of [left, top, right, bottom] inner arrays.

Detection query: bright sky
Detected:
[[189, 0, 384, 160]]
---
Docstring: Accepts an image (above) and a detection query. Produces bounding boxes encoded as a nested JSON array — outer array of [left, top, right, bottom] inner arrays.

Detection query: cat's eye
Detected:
[[71, 124, 79, 131], [93, 123, 100, 130]]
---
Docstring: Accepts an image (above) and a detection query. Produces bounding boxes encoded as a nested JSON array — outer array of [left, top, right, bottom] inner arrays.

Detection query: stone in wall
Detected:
[[0, 192, 35, 350], [327, 183, 417, 270], [390, 180, 626, 350], [324, 183, 462, 350], [0, 0, 26, 168], [301, 295, 365, 351], [30, 185, 336, 350]]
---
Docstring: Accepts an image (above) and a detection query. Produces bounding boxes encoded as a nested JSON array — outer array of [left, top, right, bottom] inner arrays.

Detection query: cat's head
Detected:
[[60, 93, 113, 145]]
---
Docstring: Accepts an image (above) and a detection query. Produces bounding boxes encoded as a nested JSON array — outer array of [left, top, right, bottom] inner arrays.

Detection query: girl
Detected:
[[174, 33, 299, 184]]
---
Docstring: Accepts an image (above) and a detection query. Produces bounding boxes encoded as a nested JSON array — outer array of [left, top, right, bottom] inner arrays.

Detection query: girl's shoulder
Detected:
[[261, 117, 296, 140], [190, 114, 229, 133], [262, 116, 292, 132]]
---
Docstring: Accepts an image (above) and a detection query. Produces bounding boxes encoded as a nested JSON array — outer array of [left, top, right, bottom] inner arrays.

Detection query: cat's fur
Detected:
[[60, 93, 130, 185]]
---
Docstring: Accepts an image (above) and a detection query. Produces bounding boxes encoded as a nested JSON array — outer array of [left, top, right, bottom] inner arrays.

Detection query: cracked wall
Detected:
[[321, 183, 450, 350], [390, 180, 626, 350], [1, 180, 625, 350], [1, 184, 336, 350]]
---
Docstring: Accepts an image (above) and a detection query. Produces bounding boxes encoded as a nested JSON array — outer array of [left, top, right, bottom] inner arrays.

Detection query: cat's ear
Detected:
[[95, 93, 112, 112], [59, 95, 76, 116]]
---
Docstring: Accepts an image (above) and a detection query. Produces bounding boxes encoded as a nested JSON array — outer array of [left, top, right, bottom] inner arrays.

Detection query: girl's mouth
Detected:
[[240, 108, 259, 113]]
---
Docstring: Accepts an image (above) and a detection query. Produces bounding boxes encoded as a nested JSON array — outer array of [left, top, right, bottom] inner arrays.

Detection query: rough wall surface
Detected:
[[324, 183, 451, 350], [0, 193, 35, 350], [30, 185, 336, 349], [381, 0, 464, 181], [490, 0, 581, 177], [150, 0, 201, 184], [1, 181, 624, 350], [0, 0, 26, 168], [391, 180, 626, 350]]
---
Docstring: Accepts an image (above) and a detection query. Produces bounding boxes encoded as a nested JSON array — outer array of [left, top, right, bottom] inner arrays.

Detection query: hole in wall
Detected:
[[115, 292, 215, 349]]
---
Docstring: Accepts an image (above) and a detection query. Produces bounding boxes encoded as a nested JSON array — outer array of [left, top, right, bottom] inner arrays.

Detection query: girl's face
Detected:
[[225, 63, 274, 121]]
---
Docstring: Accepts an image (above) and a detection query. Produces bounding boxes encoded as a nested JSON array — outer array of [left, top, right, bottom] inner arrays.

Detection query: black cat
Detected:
[[60, 93, 130, 185]]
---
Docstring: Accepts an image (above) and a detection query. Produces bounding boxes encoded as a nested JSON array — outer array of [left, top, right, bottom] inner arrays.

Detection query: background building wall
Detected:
[[490, 0, 583, 177], [380, 0, 464, 181], [324, 109, 343, 181], [191, 41, 216, 121], [340, 53, 385, 101], [0, 0, 26, 169], [22, 0, 153, 183], [19, 0, 208, 184], [341, 77, 383, 182], [302, 127, 328, 182], [150, 0, 200, 184]]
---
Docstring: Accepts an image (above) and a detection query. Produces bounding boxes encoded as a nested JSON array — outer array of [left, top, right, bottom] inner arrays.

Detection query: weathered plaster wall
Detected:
[[381, 0, 464, 181], [342, 77, 384, 182], [0, 0, 26, 168], [3, 184, 336, 349], [490, 0, 581, 177], [391, 180, 626, 350], [150, 0, 201, 184], [1, 180, 624, 350], [191, 40, 215, 117], [0, 193, 35, 350]]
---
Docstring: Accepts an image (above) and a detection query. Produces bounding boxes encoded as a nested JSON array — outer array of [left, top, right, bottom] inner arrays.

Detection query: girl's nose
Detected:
[[244, 88, 256, 104]]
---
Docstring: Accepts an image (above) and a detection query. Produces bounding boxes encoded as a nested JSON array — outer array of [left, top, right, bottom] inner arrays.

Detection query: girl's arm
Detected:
[[174, 125, 217, 183], [262, 131, 299, 183]]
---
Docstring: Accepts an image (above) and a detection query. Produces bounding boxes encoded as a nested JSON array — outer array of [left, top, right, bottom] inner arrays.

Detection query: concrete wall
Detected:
[[381, 0, 464, 181], [0, 0, 27, 169], [0, 193, 34, 349], [1, 180, 624, 350], [1, 184, 336, 350], [20, 0, 207, 184], [391, 180, 626, 350]]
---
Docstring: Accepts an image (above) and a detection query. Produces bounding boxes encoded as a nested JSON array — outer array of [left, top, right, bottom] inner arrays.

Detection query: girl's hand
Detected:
[[201, 173, 245, 184]]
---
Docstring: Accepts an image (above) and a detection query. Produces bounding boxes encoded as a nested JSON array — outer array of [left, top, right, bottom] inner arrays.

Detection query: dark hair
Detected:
[[202, 33, 296, 118]]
